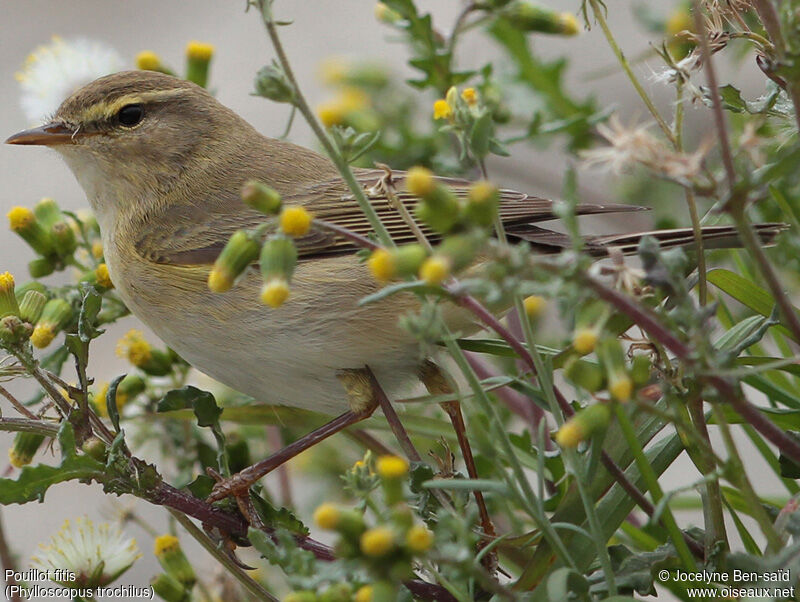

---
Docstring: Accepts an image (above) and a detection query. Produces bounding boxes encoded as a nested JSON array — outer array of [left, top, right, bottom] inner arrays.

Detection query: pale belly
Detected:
[[107, 250, 433, 415]]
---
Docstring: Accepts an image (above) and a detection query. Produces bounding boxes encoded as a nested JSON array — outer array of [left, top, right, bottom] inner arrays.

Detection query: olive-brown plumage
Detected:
[[6, 71, 786, 413]]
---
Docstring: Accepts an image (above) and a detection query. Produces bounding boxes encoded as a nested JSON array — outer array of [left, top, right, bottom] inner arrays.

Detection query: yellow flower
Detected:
[[360, 527, 395, 557], [260, 279, 290, 308], [468, 180, 497, 203], [419, 256, 450, 285], [313, 503, 341, 530], [0, 272, 14, 293], [405, 166, 435, 197], [573, 328, 598, 355], [91, 240, 104, 259], [318, 101, 347, 127], [367, 249, 395, 283], [559, 13, 580, 36], [461, 87, 478, 105], [405, 525, 433, 553], [153, 534, 179, 557], [340, 87, 369, 112], [433, 99, 452, 120], [116, 330, 153, 367], [523, 295, 546, 318], [186, 41, 214, 61], [94, 263, 113, 289], [609, 375, 633, 402], [135, 50, 161, 71], [555, 421, 583, 448], [7, 206, 34, 231], [376, 455, 408, 479], [280, 206, 313, 237], [207, 268, 233, 293], [355, 585, 373, 602], [30, 324, 55, 349]]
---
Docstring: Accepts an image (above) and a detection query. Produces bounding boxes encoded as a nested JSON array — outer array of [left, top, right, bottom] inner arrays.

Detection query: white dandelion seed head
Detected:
[[16, 36, 125, 125], [30, 516, 140, 588]]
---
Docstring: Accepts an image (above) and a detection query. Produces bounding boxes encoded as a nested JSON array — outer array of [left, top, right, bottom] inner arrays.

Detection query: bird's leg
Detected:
[[206, 370, 378, 506], [419, 360, 498, 571]]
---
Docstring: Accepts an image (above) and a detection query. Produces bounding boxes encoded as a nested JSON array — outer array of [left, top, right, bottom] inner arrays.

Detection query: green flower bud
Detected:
[[464, 180, 500, 226], [31, 299, 72, 348], [8, 206, 55, 256], [437, 233, 481, 271], [28, 257, 55, 278], [33, 197, 62, 228], [260, 235, 298, 282], [0, 315, 32, 345], [254, 63, 296, 103], [150, 572, 189, 602], [564, 357, 605, 393], [50, 222, 77, 257], [208, 230, 261, 293], [597, 338, 633, 401], [392, 244, 427, 278], [81, 436, 107, 462], [414, 187, 460, 234], [556, 403, 611, 448], [0, 273, 19, 318], [19, 290, 47, 323], [185, 41, 214, 88], [9, 432, 46, 468], [154, 535, 196, 587], [15, 280, 46, 300], [504, 2, 580, 35], [241, 180, 282, 215]]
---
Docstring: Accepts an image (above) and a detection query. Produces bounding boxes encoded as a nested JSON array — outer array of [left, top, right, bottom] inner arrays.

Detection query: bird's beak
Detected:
[[5, 122, 79, 146]]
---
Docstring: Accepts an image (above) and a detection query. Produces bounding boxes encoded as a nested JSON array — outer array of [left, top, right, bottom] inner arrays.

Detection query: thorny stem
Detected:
[[257, 1, 395, 248], [0, 384, 38, 420], [588, 0, 675, 144], [168, 509, 279, 602]]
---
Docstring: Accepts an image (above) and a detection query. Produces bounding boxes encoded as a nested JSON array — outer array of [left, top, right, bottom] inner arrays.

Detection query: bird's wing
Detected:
[[134, 167, 645, 266]]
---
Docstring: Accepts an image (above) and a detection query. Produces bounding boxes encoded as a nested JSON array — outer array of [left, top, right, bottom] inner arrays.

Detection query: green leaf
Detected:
[[469, 112, 493, 158], [250, 494, 308, 536], [359, 280, 452, 305], [77, 285, 103, 342], [707, 268, 799, 342], [106, 374, 126, 433], [157, 386, 216, 420], [423, 478, 508, 493], [0, 422, 104, 504]]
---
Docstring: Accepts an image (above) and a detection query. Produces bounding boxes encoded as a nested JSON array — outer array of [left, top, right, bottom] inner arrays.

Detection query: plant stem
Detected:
[[588, 0, 675, 143], [615, 405, 698, 569], [0, 385, 38, 420], [168, 509, 279, 602], [0, 417, 58, 436], [257, 1, 394, 248]]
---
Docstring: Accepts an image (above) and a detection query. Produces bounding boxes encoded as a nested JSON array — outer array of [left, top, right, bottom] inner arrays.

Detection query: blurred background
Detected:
[[0, 1, 777, 598]]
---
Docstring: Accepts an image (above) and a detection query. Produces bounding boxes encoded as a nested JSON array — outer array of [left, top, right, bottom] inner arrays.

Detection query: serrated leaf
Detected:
[[0, 422, 104, 504], [77, 285, 103, 342], [251, 494, 308, 536], [105, 374, 126, 433]]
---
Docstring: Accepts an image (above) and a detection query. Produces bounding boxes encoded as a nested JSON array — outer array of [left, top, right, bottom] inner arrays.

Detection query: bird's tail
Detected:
[[507, 223, 789, 257]]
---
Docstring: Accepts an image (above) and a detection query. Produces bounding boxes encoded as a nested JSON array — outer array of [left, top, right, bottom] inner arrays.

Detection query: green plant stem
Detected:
[[687, 397, 728, 552], [168, 509, 279, 602], [588, 0, 674, 143], [708, 404, 783, 552], [0, 418, 58, 437], [258, 1, 395, 248], [614, 405, 698, 569]]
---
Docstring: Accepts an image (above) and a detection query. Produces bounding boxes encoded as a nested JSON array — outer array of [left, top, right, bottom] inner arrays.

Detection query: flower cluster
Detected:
[[135, 40, 215, 88]]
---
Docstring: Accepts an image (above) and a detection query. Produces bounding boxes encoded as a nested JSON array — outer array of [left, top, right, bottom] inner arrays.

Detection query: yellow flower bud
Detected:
[[261, 278, 290, 308], [7, 207, 34, 231], [376, 455, 409, 479], [91, 240, 104, 259], [433, 99, 452, 120], [461, 87, 478, 105], [360, 527, 395, 557], [318, 101, 346, 127], [30, 324, 55, 348], [609, 375, 633, 402], [555, 421, 583, 448], [313, 503, 341, 530], [405, 166, 435, 197], [154, 534, 179, 557], [355, 585, 373, 602], [367, 249, 395, 283], [116, 329, 153, 367], [405, 525, 433, 553], [135, 50, 162, 71], [573, 328, 598, 355], [31, 299, 72, 348], [419, 256, 450, 285], [208, 230, 261, 293], [186, 41, 214, 61], [154, 534, 195, 587], [559, 12, 580, 35], [0, 272, 19, 319], [523, 295, 546, 319], [241, 180, 282, 215], [666, 9, 692, 36], [280, 207, 313, 237], [8, 432, 45, 468], [94, 263, 113, 289]]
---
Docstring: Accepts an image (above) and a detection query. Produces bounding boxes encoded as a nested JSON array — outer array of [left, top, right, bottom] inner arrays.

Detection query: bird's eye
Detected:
[[117, 104, 144, 127]]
